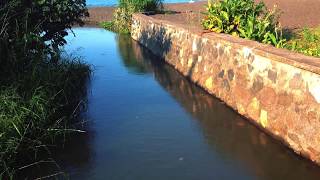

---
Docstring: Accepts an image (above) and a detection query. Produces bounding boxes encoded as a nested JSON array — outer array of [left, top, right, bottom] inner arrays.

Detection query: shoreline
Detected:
[[85, 2, 207, 25], [86, 1, 320, 29]]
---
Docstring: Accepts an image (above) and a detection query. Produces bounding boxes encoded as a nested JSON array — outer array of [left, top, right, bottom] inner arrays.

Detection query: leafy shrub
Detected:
[[107, 0, 163, 33], [202, 0, 286, 47], [0, 0, 88, 63], [112, 3, 137, 33], [119, 0, 163, 12], [286, 27, 320, 57]]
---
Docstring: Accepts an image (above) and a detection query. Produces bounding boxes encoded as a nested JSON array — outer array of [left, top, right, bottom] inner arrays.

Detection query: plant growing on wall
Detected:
[[202, 0, 286, 48]]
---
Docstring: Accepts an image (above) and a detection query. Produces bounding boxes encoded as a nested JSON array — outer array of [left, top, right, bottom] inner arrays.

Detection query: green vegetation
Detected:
[[0, 0, 90, 178], [202, 0, 286, 48], [202, 0, 320, 57], [101, 0, 163, 33], [100, 21, 115, 31], [286, 27, 320, 57]]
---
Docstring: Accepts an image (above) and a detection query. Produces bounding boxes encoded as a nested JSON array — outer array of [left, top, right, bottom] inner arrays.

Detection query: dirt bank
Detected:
[[86, 0, 320, 29], [86, 7, 115, 25]]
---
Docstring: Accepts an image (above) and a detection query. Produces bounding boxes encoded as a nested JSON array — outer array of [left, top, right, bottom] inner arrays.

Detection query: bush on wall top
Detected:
[[202, 0, 286, 48], [119, 0, 163, 12], [111, 0, 163, 33]]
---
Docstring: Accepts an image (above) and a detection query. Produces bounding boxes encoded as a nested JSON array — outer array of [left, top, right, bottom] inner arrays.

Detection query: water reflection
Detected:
[[24, 28, 320, 179], [117, 35, 150, 74], [116, 34, 320, 180]]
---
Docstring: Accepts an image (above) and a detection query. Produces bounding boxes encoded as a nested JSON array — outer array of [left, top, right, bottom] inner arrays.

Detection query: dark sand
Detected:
[[87, 7, 115, 25]]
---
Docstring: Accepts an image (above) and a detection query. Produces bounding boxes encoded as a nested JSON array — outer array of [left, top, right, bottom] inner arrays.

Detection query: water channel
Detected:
[[31, 28, 320, 179]]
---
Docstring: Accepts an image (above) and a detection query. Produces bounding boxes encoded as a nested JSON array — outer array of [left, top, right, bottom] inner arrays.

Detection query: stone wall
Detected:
[[131, 13, 320, 165]]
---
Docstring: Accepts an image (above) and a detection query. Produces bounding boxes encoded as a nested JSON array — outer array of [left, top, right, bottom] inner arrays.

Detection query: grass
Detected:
[[286, 27, 320, 57], [99, 21, 115, 31], [0, 53, 91, 178], [0, 0, 91, 178]]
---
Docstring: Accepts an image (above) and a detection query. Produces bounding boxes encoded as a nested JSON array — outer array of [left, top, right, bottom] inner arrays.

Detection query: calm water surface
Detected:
[[35, 28, 320, 179], [86, 0, 193, 6]]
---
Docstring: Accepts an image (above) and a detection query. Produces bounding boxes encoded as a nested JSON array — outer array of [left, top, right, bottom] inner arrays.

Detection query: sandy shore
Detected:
[[86, 0, 320, 29]]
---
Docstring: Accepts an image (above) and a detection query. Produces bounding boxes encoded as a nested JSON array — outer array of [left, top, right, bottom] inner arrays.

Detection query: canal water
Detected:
[[33, 28, 320, 179]]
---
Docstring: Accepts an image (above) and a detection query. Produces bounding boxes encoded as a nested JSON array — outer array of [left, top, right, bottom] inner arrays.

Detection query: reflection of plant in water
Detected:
[[117, 35, 150, 73]]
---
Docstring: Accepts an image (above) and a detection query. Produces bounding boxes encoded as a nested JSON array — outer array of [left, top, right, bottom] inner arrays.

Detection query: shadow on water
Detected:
[[117, 35, 320, 180]]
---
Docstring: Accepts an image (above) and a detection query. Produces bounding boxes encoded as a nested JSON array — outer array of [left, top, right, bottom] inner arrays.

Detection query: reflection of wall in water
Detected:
[[132, 14, 320, 166], [122, 38, 320, 180]]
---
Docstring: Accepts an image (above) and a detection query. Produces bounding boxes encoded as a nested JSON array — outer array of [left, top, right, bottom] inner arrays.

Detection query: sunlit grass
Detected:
[[286, 27, 320, 57]]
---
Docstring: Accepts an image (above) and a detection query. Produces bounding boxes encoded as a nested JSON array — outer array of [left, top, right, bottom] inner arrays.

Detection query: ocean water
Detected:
[[86, 0, 193, 7]]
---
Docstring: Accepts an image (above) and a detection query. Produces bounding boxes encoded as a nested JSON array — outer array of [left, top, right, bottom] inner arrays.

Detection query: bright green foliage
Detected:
[[202, 0, 286, 48], [112, 4, 137, 33], [0, 0, 88, 64], [0, 0, 88, 46], [286, 27, 320, 57], [100, 21, 115, 31], [107, 0, 163, 33], [119, 0, 163, 12]]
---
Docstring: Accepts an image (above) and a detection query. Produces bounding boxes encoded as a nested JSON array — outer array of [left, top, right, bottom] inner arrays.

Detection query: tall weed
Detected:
[[0, 0, 91, 178], [0, 55, 91, 178]]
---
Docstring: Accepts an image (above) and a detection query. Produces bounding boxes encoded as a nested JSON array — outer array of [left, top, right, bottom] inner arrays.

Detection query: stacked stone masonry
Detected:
[[131, 13, 320, 165]]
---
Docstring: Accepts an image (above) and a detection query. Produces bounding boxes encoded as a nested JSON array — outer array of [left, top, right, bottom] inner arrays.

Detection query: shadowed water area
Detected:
[[23, 28, 320, 179]]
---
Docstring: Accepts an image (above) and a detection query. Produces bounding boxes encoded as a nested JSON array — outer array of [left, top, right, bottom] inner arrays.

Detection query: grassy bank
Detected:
[[0, 53, 91, 178], [0, 0, 91, 178]]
